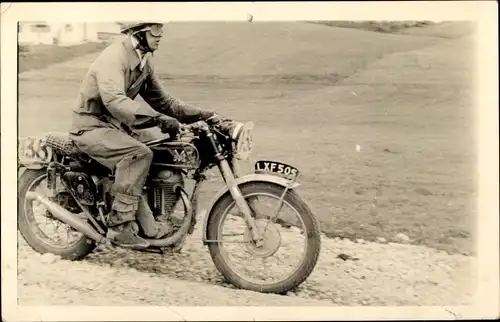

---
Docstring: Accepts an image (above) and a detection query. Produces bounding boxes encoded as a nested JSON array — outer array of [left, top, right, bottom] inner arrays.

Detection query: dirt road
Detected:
[[18, 222, 476, 307]]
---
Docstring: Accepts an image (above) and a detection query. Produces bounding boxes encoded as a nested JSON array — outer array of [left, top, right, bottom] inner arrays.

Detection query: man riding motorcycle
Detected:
[[69, 22, 226, 249]]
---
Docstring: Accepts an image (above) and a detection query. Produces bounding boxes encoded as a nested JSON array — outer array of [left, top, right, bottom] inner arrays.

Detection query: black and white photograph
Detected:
[[1, 2, 498, 321]]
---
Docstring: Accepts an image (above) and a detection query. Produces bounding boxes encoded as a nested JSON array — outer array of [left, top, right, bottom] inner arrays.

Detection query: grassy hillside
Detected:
[[20, 22, 449, 82], [305, 20, 437, 33], [397, 21, 476, 38], [151, 22, 447, 80]]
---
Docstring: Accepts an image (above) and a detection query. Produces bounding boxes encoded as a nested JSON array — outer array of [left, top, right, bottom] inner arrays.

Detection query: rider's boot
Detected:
[[106, 210, 150, 249]]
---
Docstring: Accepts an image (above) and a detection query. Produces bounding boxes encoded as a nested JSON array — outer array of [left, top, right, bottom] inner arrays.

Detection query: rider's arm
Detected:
[[140, 59, 215, 124], [94, 50, 161, 127]]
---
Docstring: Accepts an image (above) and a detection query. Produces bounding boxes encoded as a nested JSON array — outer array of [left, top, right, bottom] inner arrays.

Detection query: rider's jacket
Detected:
[[71, 36, 206, 135]]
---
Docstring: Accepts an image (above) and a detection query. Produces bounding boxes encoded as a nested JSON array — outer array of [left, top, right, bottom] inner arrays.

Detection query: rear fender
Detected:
[[18, 163, 47, 170], [201, 173, 300, 243], [18, 151, 58, 172]]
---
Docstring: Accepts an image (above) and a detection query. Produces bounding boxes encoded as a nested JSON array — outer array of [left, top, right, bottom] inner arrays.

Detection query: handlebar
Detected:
[[179, 120, 208, 134], [145, 118, 234, 147]]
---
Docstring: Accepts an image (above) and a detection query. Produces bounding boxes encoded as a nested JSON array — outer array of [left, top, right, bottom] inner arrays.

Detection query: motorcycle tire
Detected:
[[18, 168, 96, 261], [206, 181, 321, 294]]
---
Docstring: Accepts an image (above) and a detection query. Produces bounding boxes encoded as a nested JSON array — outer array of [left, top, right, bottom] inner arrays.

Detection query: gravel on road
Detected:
[[17, 218, 476, 307]]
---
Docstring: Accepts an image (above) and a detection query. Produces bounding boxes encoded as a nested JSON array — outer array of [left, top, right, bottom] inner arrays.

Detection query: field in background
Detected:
[[17, 21, 476, 255], [18, 42, 108, 73]]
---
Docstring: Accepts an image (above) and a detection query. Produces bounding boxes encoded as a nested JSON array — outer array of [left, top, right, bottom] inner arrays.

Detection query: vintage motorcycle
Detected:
[[17, 119, 321, 294]]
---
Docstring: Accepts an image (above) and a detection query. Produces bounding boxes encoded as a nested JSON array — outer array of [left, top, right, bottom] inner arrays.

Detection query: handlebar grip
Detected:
[[182, 120, 207, 132]]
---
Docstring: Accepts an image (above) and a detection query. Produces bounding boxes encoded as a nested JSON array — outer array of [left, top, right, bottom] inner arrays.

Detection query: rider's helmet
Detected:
[[119, 21, 164, 52]]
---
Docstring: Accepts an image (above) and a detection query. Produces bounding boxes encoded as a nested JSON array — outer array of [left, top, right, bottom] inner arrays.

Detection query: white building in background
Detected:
[[18, 22, 54, 45], [18, 22, 121, 46]]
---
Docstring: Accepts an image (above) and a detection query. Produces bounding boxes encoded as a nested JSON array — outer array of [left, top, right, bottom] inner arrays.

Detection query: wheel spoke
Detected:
[[66, 226, 72, 242], [221, 233, 245, 237], [274, 252, 285, 266], [261, 257, 273, 280]]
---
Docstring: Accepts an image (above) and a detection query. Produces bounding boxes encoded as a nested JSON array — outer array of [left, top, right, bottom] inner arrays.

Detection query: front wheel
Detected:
[[207, 182, 321, 294]]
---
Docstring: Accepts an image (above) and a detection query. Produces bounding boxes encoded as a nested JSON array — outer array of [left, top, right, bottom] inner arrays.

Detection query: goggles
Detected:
[[142, 24, 163, 37]]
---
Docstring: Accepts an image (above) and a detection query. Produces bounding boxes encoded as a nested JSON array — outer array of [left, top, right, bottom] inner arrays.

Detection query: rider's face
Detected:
[[145, 30, 162, 51]]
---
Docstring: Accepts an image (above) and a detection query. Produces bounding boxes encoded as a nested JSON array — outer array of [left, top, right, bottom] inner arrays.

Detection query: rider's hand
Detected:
[[206, 115, 222, 125], [156, 115, 181, 137]]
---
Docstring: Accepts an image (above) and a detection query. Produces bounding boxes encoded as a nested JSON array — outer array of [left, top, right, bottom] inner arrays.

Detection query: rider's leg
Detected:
[[70, 127, 152, 248], [132, 127, 176, 238]]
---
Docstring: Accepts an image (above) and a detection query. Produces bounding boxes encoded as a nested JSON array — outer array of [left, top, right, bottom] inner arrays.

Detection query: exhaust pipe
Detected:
[[25, 190, 191, 248], [25, 191, 109, 245], [146, 188, 193, 247]]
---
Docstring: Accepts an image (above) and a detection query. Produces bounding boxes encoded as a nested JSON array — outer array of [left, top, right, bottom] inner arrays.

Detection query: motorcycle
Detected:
[[17, 119, 321, 294]]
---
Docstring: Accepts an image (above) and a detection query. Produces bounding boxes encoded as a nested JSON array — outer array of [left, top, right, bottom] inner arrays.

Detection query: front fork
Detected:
[[204, 125, 262, 245], [218, 159, 263, 245]]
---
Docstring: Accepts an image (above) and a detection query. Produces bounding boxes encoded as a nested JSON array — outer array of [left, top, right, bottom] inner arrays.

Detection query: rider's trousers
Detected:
[[70, 127, 155, 225]]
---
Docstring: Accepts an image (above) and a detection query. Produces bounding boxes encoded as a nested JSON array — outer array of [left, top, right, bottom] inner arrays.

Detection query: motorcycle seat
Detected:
[[45, 132, 112, 176]]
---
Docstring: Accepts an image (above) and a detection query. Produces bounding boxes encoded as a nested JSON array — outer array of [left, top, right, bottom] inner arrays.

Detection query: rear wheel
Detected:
[[207, 182, 321, 294], [18, 168, 96, 260]]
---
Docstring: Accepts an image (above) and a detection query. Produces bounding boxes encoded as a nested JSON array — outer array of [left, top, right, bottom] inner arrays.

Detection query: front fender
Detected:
[[201, 173, 300, 243]]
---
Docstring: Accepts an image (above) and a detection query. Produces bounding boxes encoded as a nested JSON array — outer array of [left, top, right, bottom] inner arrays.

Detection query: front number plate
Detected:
[[254, 160, 299, 180], [234, 121, 254, 161]]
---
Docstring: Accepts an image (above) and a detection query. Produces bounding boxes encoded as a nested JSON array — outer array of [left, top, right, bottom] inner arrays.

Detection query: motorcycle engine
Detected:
[[148, 169, 184, 217]]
